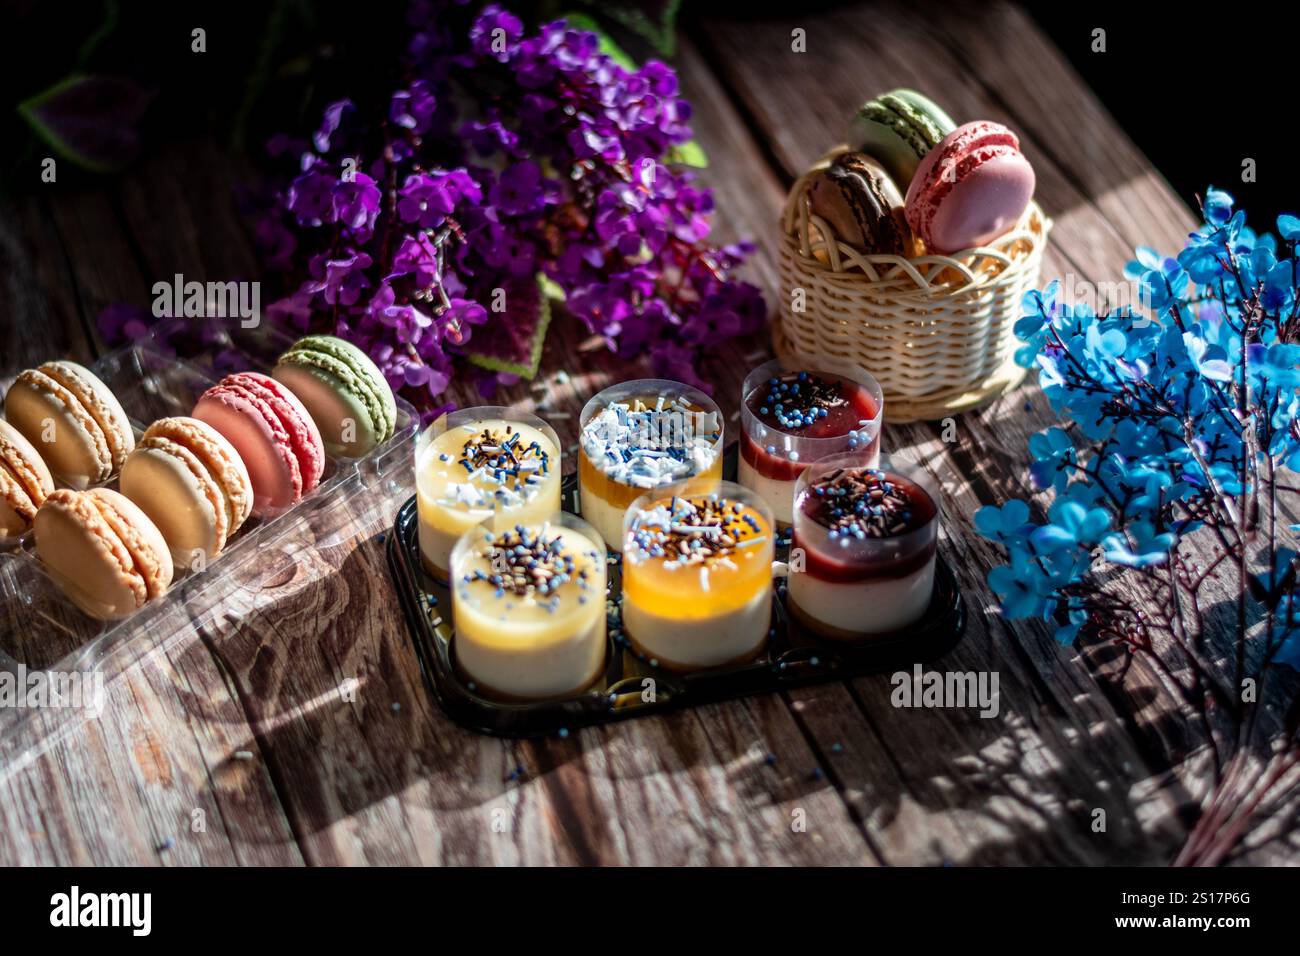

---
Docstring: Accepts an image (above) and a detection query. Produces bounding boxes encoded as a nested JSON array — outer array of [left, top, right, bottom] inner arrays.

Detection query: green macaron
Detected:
[[848, 89, 956, 188], [272, 335, 397, 458]]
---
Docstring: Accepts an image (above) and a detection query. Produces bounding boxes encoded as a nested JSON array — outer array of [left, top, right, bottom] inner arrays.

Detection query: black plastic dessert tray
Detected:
[[387, 445, 967, 737]]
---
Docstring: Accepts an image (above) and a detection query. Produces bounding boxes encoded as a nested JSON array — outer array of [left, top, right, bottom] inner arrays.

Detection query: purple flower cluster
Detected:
[[247, 2, 765, 414]]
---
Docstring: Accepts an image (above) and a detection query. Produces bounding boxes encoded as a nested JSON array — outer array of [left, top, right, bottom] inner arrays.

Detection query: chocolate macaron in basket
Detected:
[[776, 90, 1050, 422]]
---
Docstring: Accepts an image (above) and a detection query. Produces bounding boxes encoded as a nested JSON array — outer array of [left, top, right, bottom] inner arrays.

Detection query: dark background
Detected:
[[1027, 0, 1288, 228], [1, 1, 1290, 228]]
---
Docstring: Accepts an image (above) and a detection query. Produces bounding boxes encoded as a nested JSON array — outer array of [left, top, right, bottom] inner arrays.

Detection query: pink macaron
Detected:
[[904, 121, 1035, 254], [192, 372, 324, 517]]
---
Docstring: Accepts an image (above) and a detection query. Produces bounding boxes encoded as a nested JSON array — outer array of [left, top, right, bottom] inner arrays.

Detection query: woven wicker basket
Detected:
[[775, 147, 1051, 423]]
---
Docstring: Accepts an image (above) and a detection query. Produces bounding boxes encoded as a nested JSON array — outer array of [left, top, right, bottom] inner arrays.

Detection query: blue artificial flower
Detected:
[[987, 552, 1055, 620], [1102, 521, 1175, 568], [1182, 331, 1234, 382], [1134, 254, 1190, 313], [973, 499, 1034, 545], [1054, 599, 1089, 645], [1203, 187, 1234, 226], [989, 188, 1300, 668], [1028, 427, 1074, 491]]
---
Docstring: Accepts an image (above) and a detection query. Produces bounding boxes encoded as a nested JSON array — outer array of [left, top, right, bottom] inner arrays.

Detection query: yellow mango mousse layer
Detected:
[[623, 495, 773, 616], [456, 525, 605, 638], [416, 420, 559, 576]]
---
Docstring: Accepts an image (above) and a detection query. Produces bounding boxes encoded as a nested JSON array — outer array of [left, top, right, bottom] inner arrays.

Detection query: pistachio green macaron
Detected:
[[848, 89, 956, 188], [272, 335, 397, 458]]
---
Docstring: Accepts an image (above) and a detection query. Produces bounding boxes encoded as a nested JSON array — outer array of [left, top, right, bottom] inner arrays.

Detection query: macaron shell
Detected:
[[121, 437, 225, 567], [193, 373, 323, 516], [849, 89, 956, 186], [238, 373, 324, 492], [289, 334, 396, 436], [88, 488, 173, 601], [0, 418, 54, 535], [194, 386, 302, 516], [5, 368, 114, 487], [36, 489, 144, 619], [807, 152, 915, 256], [39, 361, 135, 472], [0, 463, 40, 535], [905, 121, 1035, 253], [144, 417, 252, 528], [273, 361, 380, 457], [274, 335, 397, 457], [34, 487, 172, 620]]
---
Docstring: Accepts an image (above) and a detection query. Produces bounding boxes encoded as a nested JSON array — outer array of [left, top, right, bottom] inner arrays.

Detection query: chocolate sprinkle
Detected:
[[459, 425, 550, 491], [463, 524, 590, 600], [627, 496, 765, 569], [807, 467, 922, 539]]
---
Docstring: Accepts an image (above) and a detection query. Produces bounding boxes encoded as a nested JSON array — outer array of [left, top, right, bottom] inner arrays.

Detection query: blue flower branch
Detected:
[[981, 188, 1300, 864]]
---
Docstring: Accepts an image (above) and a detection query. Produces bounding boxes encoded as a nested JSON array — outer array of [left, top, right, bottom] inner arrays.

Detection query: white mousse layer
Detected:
[[737, 455, 800, 525], [788, 558, 935, 636], [623, 585, 769, 669], [577, 480, 629, 552]]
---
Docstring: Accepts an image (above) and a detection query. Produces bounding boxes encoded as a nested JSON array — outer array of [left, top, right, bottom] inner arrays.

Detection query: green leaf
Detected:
[[465, 274, 554, 379], [665, 139, 708, 168], [575, 0, 681, 57], [18, 73, 155, 173]]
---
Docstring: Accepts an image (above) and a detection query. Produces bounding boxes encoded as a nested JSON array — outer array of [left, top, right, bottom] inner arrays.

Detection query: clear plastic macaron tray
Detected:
[[0, 318, 418, 745]]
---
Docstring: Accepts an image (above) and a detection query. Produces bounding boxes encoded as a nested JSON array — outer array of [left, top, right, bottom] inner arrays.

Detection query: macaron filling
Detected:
[[13, 367, 114, 482], [87, 491, 170, 601]]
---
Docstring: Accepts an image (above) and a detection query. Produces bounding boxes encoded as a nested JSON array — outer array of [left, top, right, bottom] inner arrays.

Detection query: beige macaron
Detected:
[[0, 417, 55, 537], [120, 417, 253, 568], [4, 360, 135, 488], [34, 487, 174, 620]]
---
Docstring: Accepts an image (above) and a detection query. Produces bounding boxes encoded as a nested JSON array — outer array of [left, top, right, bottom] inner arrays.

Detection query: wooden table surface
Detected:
[[1, 1, 1294, 865]]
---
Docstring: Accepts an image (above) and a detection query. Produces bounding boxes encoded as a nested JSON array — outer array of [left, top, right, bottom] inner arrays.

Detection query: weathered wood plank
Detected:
[[0, 195, 95, 371]]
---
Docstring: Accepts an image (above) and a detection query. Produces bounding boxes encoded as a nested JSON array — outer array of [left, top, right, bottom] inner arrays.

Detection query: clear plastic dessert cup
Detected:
[[578, 379, 724, 550], [738, 356, 883, 525], [414, 407, 561, 581], [450, 512, 607, 701], [621, 480, 775, 671], [786, 452, 939, 640]]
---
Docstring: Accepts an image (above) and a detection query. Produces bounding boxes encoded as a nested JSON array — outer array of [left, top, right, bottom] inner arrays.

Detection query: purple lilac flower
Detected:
[[332, 173, 382, 232], [313, 99, 354, 153], [390, 80, 438, 133], [231, 3, 765, 418]]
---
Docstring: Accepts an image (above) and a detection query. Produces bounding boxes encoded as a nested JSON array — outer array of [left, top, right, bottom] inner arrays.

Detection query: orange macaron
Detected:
[[120, 417, 254, 568], [0, 418, 55, 537], [4, 360, 135, 488], [34, 487, 174, 621]]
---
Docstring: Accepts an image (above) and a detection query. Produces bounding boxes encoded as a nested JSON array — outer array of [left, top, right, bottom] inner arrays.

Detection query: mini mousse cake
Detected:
[[415, 407, 561, 580], [787, 454, 939, 640], [451, 515, 607, 700], [578, 380, 723, 550], [621, 482, 774, 671], [738, 358, 883, 525]]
